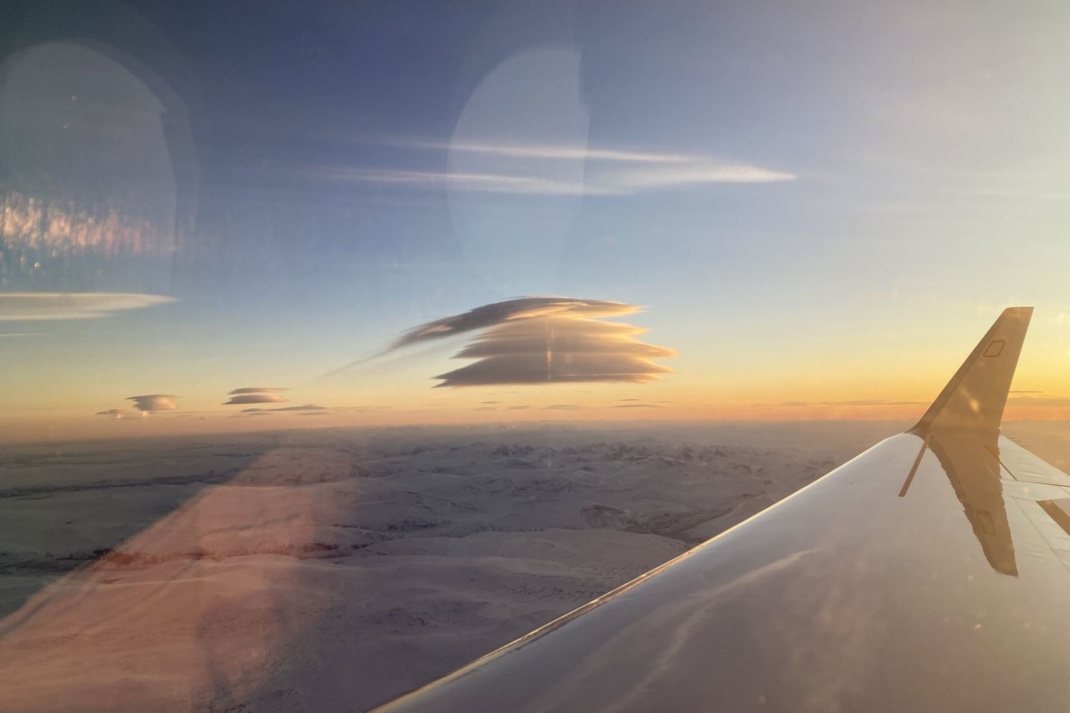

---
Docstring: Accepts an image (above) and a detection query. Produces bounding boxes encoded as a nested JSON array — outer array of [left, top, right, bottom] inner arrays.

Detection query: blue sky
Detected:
[[2, 0, 1070, 439]]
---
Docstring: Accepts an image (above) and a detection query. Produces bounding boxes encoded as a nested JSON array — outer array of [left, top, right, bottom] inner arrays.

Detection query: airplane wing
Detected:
[[371, 306, 1070, 713]]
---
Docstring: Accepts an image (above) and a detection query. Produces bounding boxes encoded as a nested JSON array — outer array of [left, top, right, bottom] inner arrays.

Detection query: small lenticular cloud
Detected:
[[95, 409, 127, 419], [224, 387, 289, 405], [224, 393, 287, 405], [126, 394, 178, 412]]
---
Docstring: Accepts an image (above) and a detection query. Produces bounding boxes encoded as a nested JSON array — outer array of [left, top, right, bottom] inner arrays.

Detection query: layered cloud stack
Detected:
[[368, 296, 676, 387]]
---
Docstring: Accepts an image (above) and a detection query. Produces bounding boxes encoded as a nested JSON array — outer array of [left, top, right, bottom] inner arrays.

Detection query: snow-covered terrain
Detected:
[[0, 421, 1061, 712]]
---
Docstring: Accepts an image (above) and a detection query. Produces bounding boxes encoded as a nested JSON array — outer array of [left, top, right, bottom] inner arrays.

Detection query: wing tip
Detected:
[[910, 306, 1033, 437]]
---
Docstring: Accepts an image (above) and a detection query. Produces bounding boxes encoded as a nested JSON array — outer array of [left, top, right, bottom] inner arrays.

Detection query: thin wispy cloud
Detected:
[[306, 168, 603, 196], [1007, 394, 1070, 407], [0, 292, 174, 321], [750, 400, 928, 408], [390, 138, 694, 163], [94, 409, 129, 419], [126, 394, 179, 412], [302, 139, 795, 197], [240, 404, 331, 413], [603, 162, 794, 190]]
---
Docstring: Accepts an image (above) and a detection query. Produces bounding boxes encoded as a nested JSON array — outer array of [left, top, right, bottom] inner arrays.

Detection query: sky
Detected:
[[2, 0, 1070, 442]]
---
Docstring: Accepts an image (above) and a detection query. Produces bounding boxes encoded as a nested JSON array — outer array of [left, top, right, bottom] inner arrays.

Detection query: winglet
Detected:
[[909, 307, 1032, 437]]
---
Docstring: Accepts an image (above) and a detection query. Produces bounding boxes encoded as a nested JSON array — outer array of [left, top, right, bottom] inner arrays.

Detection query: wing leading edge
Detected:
[[373, 307, 1070, 713]]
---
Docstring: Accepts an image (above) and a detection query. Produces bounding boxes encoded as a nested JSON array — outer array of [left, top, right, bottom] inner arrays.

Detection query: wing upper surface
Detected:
[[373, 308, 1070, 713]]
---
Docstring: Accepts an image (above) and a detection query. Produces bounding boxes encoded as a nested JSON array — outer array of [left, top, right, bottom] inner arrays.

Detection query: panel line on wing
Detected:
[[994, 450, 1020, 482], [898, 435, 930, 498]]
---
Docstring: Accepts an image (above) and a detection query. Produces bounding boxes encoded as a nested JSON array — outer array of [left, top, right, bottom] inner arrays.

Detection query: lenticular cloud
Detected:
[[388, 297, 641, 352], [126, 394, 179, 412], [379, 297, 675, 388], [223, 387, 289, 405]]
